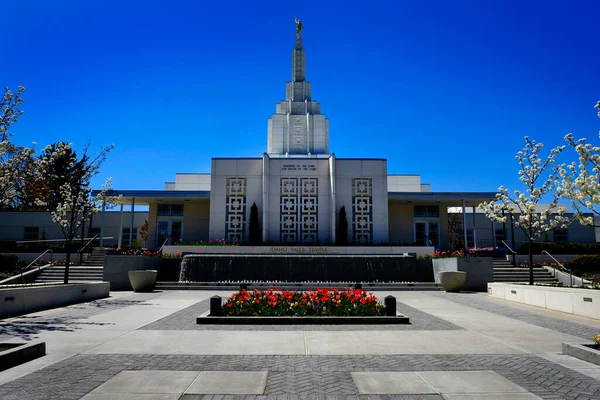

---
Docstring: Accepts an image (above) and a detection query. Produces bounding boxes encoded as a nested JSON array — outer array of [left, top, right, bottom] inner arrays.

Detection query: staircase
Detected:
[[493, 258, 557, 284], [34, 249, 106, 283]]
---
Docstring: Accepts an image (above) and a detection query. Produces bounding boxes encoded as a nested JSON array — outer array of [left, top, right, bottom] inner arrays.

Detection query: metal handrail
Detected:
[[158, 238, 170, 252], [541, 250, 573, 286], [21, 249, 53, 282], [78, 234, 98, 254], [78, 234, 99, 265], [501, 240, 518, 268], [500, 240, 517, 255]]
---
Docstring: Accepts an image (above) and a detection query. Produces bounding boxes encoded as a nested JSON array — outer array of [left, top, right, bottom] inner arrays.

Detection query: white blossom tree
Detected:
[[557, 101, 600, 227], [479, 137, 572, 285], [36, 142, 117, 283], [0, 86, 36, 208]]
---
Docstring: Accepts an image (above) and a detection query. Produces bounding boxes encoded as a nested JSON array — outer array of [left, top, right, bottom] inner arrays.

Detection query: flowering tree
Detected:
[[36, 142, 116, 283], [479, 137, 571, 285], [0, 86, 37, 209], [558, 101, 600, 227]]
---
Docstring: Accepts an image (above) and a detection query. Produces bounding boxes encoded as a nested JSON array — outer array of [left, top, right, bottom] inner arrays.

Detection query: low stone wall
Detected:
[[103, 256, 181, 290], [488, 283, 600, 320], [0, 282, 110, 319], [163, 245, 435, 256], [432, 257, 493, 292]]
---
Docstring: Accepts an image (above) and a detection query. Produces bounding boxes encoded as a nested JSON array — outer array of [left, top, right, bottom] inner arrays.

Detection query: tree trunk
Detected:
[[528, 239, 534, 285], [64, 241, 71, 284]]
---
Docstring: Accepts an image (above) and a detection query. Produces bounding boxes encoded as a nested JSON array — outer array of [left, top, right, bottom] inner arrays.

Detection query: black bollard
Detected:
[[385, 295, 396, 317], [354, 283, 362, 290], [209, 295, 223, 316], [240, 283, 248, 291]]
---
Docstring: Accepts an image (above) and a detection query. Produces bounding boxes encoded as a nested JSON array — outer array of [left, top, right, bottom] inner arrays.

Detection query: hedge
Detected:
[[516, 242, 600, 255], [0, 254, 19, 274], [567, 255, 600, 274]]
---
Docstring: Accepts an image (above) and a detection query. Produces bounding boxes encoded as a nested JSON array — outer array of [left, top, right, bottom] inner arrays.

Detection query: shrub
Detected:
[[0, 254, 19, 274], [567, 255, 600, 274]]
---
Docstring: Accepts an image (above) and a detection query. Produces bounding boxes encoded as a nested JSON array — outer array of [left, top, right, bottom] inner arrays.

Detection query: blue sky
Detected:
[[2, 0, 599, 195]]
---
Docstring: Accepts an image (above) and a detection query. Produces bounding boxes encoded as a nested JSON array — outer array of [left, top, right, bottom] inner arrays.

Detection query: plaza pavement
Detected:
[[1, 290, 600, 399]]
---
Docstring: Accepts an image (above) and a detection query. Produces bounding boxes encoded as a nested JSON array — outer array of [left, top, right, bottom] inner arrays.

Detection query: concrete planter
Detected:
[[128, 270, 158, 292], [0, 340, 46, 372], [0, 282, 110, 319], [562, 342, 600, 366], [438, 271, 467, 292], [104, 256, 164, 290], [488, 283, 600, 320], [432, 257, 493, 292]]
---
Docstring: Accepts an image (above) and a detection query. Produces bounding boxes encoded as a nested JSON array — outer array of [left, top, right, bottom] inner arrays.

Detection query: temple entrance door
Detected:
[[414, 220, 439, 248], [157, 219, 183, 246]]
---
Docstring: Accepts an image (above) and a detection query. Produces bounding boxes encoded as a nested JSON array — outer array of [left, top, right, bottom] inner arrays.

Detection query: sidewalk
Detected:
[[1, 290, 599, 399]]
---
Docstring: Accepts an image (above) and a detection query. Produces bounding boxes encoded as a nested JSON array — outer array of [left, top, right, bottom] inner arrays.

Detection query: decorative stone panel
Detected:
[[280, 178, 298, 243], [300, 178, 318, 244], [280, 177, 319, 244], [352, 178, 373, 244], [225, 177, 246, 243]]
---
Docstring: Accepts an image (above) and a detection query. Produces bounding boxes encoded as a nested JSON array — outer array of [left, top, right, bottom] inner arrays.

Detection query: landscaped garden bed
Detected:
[[197, 287, 410, 324]]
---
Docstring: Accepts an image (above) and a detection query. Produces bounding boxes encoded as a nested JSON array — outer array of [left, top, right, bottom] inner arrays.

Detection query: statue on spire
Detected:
[[294, 17, 303, 39]]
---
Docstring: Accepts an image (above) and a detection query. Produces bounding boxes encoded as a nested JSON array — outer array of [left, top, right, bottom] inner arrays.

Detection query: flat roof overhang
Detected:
[[90, 190, 210, 205], [388, 191, 497, 206]]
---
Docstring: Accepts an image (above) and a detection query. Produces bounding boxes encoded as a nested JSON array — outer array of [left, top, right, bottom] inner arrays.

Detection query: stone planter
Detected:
[[488, 283, 600, 319], [432, 257, 493, 292], [438, 271, 467, 292], [128, 270, 158, 292]]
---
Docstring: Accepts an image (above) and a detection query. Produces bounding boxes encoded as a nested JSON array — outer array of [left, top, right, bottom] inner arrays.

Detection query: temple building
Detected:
[[86, 34, 502, 250]]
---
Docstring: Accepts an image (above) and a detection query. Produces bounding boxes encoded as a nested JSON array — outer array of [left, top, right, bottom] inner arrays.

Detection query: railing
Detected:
[[541, 250, 573, 286], [21, 249, 54, 283], [78, 234, 98, 264], [501, 240, 518, 268], [158, 238, 170, 253]]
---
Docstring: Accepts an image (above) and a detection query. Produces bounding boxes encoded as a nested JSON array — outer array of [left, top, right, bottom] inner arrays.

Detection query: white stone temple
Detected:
[[90, 32, 504, 249]]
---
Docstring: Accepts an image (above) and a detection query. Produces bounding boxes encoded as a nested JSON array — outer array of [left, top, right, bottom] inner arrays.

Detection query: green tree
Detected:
[[249, 202, 261, 245], [336, 206, 348, 245]]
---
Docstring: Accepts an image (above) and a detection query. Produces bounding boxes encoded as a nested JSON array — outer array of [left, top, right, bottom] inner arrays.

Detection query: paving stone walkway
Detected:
[[2, 290, 600, 399], [0, 354, 598, 399], [140, 299, 462, 331], [430, 292, 600, 340]]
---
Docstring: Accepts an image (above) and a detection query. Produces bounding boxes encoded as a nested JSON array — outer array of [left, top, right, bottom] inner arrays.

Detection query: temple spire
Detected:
[[292, 38, 306, 82]]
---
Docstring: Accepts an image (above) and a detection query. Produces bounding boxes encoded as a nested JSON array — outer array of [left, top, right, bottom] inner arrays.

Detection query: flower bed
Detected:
[[418, 250, 473, 260], [175, 238, 238, 246], [223, 287, 384, 317]]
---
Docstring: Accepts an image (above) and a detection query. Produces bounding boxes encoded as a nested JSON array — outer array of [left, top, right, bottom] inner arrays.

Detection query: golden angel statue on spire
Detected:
[[294, 16, 303, 39]]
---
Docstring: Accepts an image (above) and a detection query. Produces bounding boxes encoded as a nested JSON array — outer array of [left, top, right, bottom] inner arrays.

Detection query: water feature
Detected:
[[178, 254, 433, 283]]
